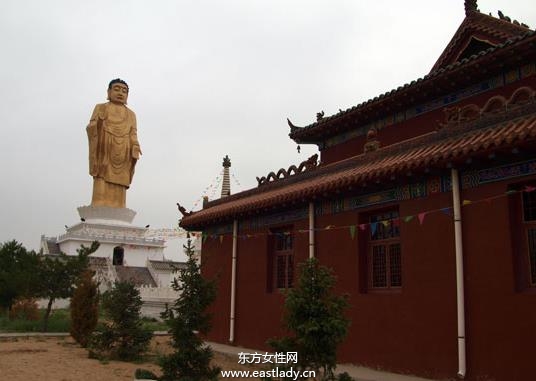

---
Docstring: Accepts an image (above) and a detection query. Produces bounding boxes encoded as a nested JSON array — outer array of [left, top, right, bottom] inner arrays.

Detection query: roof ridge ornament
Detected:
[[256, 154, 318, 186], [440, 85, 536, 128], [177, 202, 192, 217], [496, 10, 528, 28], [464, 0, 479, 16], [287, 118, 303, 134], [363, 128, 380, 153]]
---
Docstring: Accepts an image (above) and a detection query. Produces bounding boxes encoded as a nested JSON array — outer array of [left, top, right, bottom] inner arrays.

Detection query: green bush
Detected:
[[268, 258, 350, 381], [89, 281, 153, 361]]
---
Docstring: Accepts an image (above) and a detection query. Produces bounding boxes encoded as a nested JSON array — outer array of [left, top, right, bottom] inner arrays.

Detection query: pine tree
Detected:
[[268, 257, 350, 381], [159, 235, 220, 381], [89, 281, 153, 361], [70, 269, 99, 347]]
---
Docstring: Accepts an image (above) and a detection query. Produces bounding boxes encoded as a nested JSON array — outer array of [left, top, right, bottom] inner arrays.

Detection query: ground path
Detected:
[[0, 332, 437, 381]]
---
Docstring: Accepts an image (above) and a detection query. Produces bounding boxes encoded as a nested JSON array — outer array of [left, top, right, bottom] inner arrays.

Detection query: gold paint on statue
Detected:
[[86, 80, 142, 208]]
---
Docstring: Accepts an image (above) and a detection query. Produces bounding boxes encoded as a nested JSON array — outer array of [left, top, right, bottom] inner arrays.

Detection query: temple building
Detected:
[[179, 2, 536, 380]]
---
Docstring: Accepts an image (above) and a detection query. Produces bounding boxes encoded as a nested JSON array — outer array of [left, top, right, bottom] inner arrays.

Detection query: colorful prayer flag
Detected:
[[370, 222, 378, 236], [349, 225, 356, 239], [418, 212, 427, 225]]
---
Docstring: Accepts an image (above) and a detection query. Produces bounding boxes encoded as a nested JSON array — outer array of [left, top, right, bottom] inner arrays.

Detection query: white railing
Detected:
[[57, 232, 165, 246]]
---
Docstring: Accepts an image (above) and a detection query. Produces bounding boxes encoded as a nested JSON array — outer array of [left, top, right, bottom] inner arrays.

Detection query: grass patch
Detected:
[[0, 308, 70, 333], [140, 317, 168, 332], [0, 309, 167, 333]]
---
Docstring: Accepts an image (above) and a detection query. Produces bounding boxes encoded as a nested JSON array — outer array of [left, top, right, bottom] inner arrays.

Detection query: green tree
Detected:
[[89, 281, 153, 361], [70, 269, 100, 347], [37, 242, 98, 332], [0, 240, 41, 314], [158, 235, 220, 381], [268, 258, 350, 381]]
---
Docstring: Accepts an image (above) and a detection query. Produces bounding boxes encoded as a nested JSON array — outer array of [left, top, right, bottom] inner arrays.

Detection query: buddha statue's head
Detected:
[[107, 78, 129, 104]]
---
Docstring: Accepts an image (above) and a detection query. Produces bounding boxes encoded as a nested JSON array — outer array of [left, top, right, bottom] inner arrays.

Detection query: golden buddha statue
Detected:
[[86, 79, 142, 208]]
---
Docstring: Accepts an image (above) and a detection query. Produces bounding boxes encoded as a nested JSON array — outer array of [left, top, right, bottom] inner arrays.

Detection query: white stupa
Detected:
[[39, 204, 192, 317]]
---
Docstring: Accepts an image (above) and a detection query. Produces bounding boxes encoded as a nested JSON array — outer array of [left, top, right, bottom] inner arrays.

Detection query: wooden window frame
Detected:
[[509, 183, 536, 292], [520, 189, 536, 287], [369, 240, 402, 290], [267, 228, 294, 292], [361, 208, 402, 292]]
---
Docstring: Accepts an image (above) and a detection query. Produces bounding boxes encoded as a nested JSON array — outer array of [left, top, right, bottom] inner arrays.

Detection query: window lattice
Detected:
[[390, 244, 402, 287], [372, 245, 387, 288], [368, 210, 401, 290], [273, 231, 293, 289], [523, 191, 536, 221]]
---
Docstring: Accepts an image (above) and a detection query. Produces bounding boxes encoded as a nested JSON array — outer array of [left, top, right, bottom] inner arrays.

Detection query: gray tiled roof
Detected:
[[115, 266, 156, 287], [88, 256, 108, 270], [148, 260, 186, 272]]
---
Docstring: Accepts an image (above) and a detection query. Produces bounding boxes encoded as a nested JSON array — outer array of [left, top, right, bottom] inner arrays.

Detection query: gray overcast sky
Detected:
[[0, 0, 534, 254]]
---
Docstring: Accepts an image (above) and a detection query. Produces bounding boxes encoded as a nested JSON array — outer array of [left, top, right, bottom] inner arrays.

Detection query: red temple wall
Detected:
[[201, 173, 536, 381]]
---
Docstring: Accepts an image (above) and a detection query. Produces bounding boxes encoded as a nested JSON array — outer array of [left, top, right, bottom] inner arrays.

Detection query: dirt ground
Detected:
[[0, 335, 255, 380]]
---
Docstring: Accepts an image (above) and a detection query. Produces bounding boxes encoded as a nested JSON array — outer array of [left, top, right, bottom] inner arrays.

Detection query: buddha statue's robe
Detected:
[[86, 102, 141, 208]]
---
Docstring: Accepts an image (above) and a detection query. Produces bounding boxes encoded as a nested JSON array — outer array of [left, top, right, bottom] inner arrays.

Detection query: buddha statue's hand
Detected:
[[132, 146, 142, 159]]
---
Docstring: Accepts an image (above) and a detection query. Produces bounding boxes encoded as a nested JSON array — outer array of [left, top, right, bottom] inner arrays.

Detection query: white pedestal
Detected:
[[78, 205, 136, 226]]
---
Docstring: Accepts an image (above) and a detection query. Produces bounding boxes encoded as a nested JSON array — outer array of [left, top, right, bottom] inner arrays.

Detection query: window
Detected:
[[508, 185, 536, 291], [268, 230, 294, 291], [367, 210, 401, 290]]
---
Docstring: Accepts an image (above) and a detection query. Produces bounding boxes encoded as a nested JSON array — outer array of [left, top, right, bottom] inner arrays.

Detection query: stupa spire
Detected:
[[221, 155, 231, 198]]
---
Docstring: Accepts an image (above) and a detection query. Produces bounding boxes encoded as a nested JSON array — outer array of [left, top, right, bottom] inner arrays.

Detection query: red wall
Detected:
[[313, 192, 457, 379], [460, 181, 536, 381], [201, 175, 536, 381]]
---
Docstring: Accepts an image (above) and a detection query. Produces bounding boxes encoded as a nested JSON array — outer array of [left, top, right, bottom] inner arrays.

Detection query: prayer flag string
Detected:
[[199, 187, 534, 243]]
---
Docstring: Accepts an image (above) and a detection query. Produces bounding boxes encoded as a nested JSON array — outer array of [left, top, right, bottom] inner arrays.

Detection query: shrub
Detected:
[[159, 235, 220, 381], [268, 258, 350, 381], [70, 270, 99, 347], [135, 368, 159, 380], [89, 281, 152, 361], [8, 298, 39, 321]]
